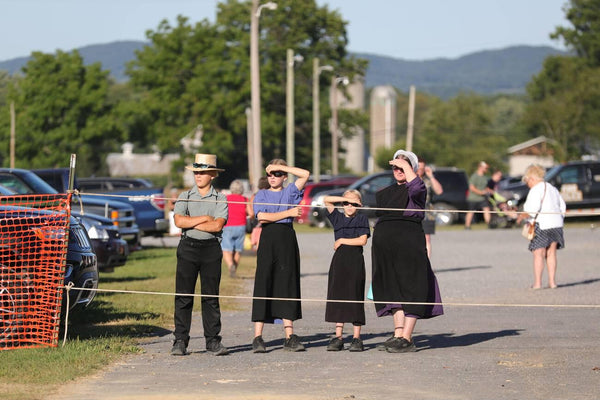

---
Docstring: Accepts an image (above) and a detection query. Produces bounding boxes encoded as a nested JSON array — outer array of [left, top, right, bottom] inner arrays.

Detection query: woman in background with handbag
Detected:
[[517, 164, 566, 289]]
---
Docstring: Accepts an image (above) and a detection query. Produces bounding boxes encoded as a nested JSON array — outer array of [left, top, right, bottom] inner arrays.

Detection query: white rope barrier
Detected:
[[75, 191, 600, 217], [62, 282, 74, 347], [62, 285, 600, 309], [58, 191, 598, 345]]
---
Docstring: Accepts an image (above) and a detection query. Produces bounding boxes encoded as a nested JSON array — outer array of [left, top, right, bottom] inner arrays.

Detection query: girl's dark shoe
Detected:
[[348, 338, 364, 352], [252, 335, 267, 353], [327, 336, 344, 351], [283, 334, 305, 352]]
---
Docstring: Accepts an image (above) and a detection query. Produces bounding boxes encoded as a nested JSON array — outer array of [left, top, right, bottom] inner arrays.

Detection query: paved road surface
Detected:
[[48, 226, 599, 400]]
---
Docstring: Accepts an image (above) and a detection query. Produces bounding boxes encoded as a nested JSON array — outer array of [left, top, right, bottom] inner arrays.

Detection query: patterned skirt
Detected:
[[528, 223, 565, 251]]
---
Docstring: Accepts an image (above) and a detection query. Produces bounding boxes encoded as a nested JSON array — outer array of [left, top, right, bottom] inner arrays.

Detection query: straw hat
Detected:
[[185, 153, 225, 172]]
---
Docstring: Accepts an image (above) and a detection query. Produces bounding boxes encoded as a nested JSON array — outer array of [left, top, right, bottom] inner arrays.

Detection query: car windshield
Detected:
[[544, 165, 561, 181], [0, 171, 59, 194]]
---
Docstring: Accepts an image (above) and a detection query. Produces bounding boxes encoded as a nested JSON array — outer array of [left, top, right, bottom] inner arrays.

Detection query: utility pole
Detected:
[[406, 85, 415, 152], [249, 0, 277, 189], [246, 107, 255, 188], [250, 0, 262, 190], [286, 48, 303, 180], [10, 101, 15, 169], [312, 58, 333, 183], [331, 76, 349, 177], [331, 78, 339, 176]]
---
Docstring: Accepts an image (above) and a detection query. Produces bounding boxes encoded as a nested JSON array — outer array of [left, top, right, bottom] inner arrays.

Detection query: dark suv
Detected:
[[0, 206, 98, 311], [309, 167, 469, 227], [503, 160, 600, 217]]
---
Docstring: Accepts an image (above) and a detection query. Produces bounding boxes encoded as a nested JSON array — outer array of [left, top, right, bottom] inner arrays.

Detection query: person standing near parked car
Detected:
[[171, 154, 229, 356], [371, 150, 443, 353], [250, 159, 310, 353], [516, 164, 565, 290], [222, 180, 250, 278], [465, 161, 491, 229], [417, 158, 443, 258]]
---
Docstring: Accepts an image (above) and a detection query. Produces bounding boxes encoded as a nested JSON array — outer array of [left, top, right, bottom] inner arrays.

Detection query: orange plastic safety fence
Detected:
[[0, 193, 71, 350]]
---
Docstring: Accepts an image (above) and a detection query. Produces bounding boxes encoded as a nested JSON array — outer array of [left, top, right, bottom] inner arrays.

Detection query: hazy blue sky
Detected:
[[0, 0, 569, 61]]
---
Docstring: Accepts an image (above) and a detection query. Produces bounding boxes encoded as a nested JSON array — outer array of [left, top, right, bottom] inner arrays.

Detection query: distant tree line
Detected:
[[0, 0, 598, 181]]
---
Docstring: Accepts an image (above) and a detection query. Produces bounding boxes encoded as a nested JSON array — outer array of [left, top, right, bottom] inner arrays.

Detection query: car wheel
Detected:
[[432, 202, 457, 226], [0, 265, 33, 347]]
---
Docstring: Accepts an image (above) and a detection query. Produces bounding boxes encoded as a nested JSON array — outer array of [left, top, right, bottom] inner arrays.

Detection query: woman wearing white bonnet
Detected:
[[370, 149, 443, 353]]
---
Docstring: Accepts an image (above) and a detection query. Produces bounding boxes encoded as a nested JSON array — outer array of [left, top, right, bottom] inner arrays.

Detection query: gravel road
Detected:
[[47, 226, 600, 400]]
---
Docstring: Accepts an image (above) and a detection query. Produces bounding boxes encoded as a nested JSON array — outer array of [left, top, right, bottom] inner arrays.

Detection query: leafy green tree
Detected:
[[522, 0, 600, 160], [524, 56, 600, 160], [415, 93, 507, 172], [4, 51, 120, 174], [0, 71, 13, 166], [552, 0, 600, 66], [123, 0, 367, 180], [0, 71, 10, 108], [486, 95, 528, 142]]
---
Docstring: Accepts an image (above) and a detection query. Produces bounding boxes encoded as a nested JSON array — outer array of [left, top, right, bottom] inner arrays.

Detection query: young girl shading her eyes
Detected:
[[322, 190, 371, 352], [250, 159, 310, 353]]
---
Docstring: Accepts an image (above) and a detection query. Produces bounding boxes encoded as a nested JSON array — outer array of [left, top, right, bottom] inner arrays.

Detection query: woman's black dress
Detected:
[[371, 182, 443, 319]]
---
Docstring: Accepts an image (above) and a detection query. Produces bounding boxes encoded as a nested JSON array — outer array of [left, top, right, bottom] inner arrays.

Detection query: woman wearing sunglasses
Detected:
[[371, 150, 444, 353], [250, 159, 310, 353], [322, 190, 370, 352]]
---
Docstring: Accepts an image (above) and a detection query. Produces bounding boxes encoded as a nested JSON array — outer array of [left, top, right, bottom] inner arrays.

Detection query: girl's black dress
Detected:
[[325, 210, 371, 325]]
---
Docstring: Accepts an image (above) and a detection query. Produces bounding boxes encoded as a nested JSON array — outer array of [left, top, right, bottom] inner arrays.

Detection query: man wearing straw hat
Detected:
[[171, 153, 229, 356]]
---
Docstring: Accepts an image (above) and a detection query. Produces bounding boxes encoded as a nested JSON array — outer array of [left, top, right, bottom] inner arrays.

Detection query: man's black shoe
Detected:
[[171, 339, 187, 356], [206, 340, 230, 356]]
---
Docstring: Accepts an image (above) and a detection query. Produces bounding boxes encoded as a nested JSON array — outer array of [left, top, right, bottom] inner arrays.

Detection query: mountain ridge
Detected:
[[0, 41, 568, 98]]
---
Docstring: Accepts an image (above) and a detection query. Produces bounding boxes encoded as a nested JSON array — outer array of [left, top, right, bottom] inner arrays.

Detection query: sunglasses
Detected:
[[342, 201, 361, 207], [392, 166, 404, 173], [266, 171, 286, 178]]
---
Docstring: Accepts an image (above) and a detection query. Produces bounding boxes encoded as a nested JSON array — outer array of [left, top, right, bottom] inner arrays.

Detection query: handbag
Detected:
[[521, 222, 535, 240], [522, 183, 546, 241]]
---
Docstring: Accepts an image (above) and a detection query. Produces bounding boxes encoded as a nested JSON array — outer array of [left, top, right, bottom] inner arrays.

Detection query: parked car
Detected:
[[35, 169, 169, 237], [0, 205, 98, 314], [0, 168, 141, 249], [309, 167, 469, 228], [0, 185, 16, 196], [75, 213, 129, 272], [77, 177, 155, 190], [297, 177, 360, 224], [502, 160, 600, 218]]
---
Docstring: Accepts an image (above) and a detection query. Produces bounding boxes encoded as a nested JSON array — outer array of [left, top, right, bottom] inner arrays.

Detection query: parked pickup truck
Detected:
[[501, 160, 600, 218], [34, 169, 169, 237]]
